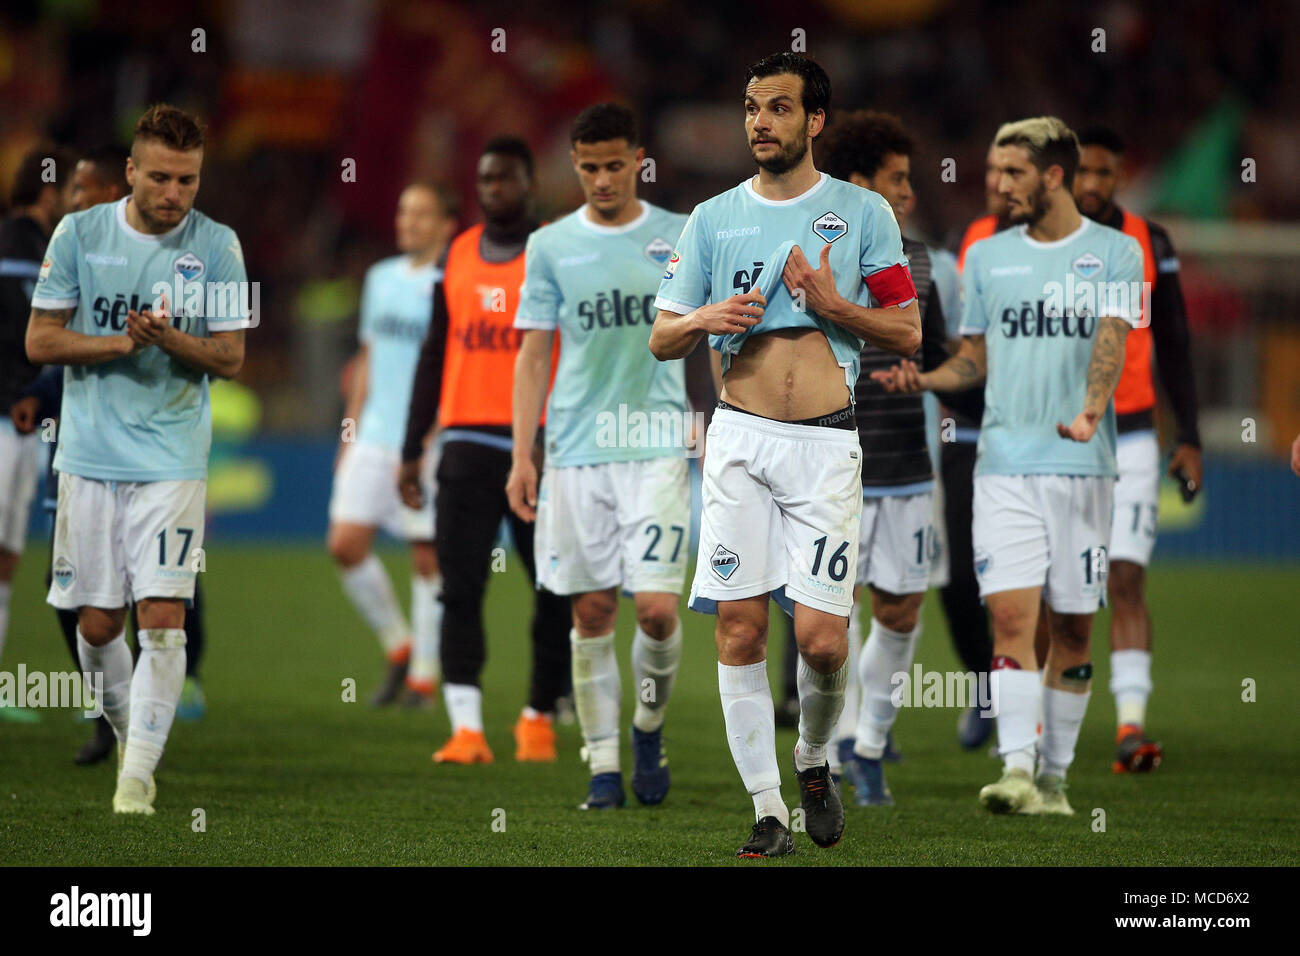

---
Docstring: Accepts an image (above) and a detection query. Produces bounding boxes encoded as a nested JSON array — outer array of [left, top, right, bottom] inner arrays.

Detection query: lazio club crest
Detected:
[[813, 211, 847, 244], [710, 544, 740, 581], [174, 251, 205, 282], [644, 237, 674, 267], [1073, 252, 1103, 279]]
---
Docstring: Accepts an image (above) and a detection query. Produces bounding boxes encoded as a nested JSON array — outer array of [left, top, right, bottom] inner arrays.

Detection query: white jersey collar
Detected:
[[576, 200, 650, 235], [742, 171, 829, 207], [1018, 216, 1090, 249]]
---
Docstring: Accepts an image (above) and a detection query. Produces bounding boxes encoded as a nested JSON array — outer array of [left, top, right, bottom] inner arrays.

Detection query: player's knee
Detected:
[[78, 608, 124, 644], [573, 591, 618, 635], [872, 589, 923, 633], [411, 542, 438, 578], [988, 600, 1034, 642], [796, 628, 846, 673], [137, 598, 185, 630], [1048, 612, 1092, 654], [633, 596, 678, 639], [1107, 561, 1145, 608], [715, 613, 767, 662], [327, 531, 367, 568]]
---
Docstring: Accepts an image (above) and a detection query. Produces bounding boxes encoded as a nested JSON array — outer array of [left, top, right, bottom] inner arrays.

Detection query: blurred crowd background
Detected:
[[3, 0, 1297, 552]]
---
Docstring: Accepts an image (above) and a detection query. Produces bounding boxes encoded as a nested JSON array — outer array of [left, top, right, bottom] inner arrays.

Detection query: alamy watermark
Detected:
[[150, 277, 261, 330], [0, 666, 102, 718], [594, 404, 706, 458], [890, 664, 996, 715]]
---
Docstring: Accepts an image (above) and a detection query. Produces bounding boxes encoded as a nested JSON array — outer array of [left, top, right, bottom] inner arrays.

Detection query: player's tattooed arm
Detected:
[[1057, 315, 1130, 442], [1082, 315, 1131, 416], [157, 327, 246, 379], [25, 307, 136, 366], [873, 334, 985, 394]]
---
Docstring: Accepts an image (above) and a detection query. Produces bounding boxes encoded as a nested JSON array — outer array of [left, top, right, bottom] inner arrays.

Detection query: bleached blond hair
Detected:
[[994, 116, 1080, 187]]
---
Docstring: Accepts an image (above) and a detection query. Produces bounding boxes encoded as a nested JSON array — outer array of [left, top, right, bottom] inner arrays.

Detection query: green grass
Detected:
[[2, 543, 1297, 866]]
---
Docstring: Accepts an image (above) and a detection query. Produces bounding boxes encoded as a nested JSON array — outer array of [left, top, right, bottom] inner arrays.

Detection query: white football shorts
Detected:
[[690, 407, 862, 618], [1109, 430, 1160, 567], [535, 455, 690, 596], [329, 440, 437, 541], [48, 473, 206, 609], [857, 491, 936, 596], [972, 473, 1114, 614], [0, 420, 39, 555]]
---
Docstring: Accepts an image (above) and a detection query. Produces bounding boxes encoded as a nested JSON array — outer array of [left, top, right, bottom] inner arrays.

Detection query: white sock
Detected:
[[409, 573, 442, 685], [990, 667, 1041, 775], [1040, 685, 1091, 780], [0, 581, 10, 663], [76, 628, 133, 741], [631, 620, 682, 733], [795, 657, 849, 771], [829, 602, 863, 771], [443, 682, 483, 732], [854, 618, 921, 759], [1109, 648, 1152, 728], [572, 630, 620, 774], [122, 629, 187, 784], [340, 554, 409, 656], [718, 660, 786, 825]]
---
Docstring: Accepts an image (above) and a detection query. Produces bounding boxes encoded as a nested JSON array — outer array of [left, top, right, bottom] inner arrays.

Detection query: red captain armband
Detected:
[[864, 263, 918, 308]]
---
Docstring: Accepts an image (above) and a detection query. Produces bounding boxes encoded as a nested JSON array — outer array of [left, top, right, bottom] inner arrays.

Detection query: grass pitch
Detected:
[[2, 543, 1296, 866]]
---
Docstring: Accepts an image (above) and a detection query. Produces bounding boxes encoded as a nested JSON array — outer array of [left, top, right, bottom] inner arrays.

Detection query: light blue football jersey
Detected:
[[515, 201, 688, 467], [357, 256, 439, 451], [958, 218, 1144, 478], [654, 172, 909, 387], [31, 197, 248, 482]]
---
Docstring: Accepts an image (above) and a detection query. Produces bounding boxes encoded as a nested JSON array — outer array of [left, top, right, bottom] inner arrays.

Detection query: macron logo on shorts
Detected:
[[53, 557, 75, 590], [710, 544, 740, 581]]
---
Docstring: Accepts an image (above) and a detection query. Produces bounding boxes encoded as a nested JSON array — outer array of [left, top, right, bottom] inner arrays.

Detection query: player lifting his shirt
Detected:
[[650, 53, 921, 858]]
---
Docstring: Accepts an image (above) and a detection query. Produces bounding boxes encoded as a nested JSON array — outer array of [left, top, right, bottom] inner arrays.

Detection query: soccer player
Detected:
[[507, 103, 700, 809], [0, 144, 74, 722], [328, 182, 457, 708], [650, 53, 921, 856], [1073, 125, 1202, 773], [400, 137, 572, 765], [817, 109, 980, 806], [16, 143, 209, 758], [26, 104, 249, 814], [876, 117, 1143, 815]]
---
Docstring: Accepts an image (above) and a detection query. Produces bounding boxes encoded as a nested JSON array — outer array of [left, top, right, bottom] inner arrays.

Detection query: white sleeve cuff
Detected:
[[30, 295, 79, 309], [206, 317, 249, 332], [956, 325, 986, 336], [513, 314, 557, 331], [653, 295, 699, 315]]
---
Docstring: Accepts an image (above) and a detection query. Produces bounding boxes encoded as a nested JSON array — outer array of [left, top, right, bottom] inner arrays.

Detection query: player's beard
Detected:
[[138, 197, 188, 232], [1008, 180, 1049, 226], [752, 132, 808, 175]]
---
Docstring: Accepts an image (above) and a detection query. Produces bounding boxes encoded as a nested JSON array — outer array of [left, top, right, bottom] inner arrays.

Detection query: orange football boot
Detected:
[[433, 727, 494, 764], [1113, 723, 1163, 773], [514, 711, 558, 762]]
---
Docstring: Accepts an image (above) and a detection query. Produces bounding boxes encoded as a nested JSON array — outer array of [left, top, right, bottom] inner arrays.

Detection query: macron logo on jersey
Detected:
[[716, 226, 761, 240]]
